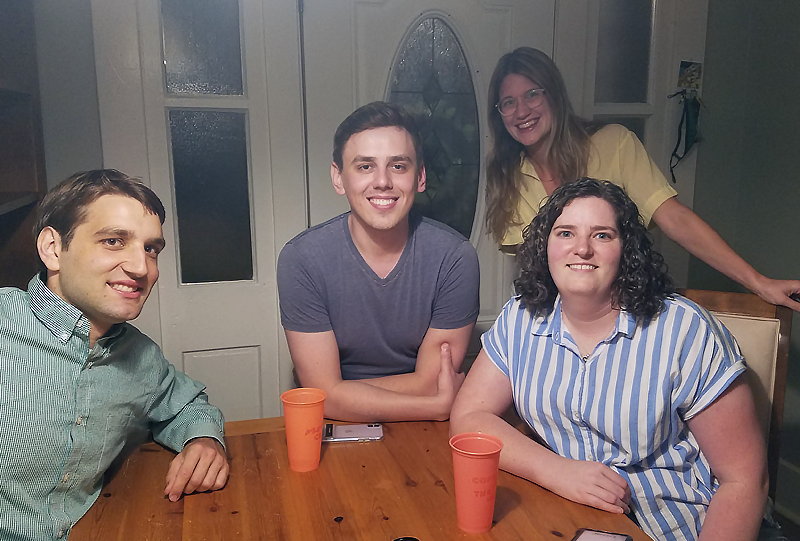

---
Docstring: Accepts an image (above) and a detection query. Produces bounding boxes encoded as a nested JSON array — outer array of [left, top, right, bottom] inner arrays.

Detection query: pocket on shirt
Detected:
[[97, 412, 133, 476]]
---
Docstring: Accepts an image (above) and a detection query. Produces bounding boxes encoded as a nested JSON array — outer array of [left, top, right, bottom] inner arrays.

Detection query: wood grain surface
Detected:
[[70, 420, 651, 540]]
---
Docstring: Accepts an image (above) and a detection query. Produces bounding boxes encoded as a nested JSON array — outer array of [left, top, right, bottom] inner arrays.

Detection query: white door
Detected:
[[92, 0, 306, 420], [302, 0, 556, 330]]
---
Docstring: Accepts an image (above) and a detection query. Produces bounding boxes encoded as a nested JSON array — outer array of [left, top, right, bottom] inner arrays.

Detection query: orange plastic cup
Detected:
[[449, 432, 504, 533], [280, 388, 326, 472]]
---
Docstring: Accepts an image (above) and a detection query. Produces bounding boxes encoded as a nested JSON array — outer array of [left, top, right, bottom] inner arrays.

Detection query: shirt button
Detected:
[[573, 412, 581, 420], [61, 473, 70, 483], [57, 530, 64, 538], [76, 416, 83, 425]]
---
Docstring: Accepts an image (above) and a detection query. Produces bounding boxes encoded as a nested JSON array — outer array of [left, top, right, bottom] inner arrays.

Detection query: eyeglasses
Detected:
[[495, 88, 547, 117]]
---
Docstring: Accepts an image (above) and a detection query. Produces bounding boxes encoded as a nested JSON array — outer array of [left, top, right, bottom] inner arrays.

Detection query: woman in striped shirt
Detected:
[[451, 178, 767, 541]]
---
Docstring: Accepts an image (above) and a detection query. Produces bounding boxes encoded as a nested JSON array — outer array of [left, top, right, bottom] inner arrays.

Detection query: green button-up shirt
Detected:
[[0, 276, 225, 541]]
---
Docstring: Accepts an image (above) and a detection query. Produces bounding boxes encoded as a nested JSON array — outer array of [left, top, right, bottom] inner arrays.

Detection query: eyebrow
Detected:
[[95, 227, 166, 249], [350, 155, 413, 164], [552, 224, 618, 232]]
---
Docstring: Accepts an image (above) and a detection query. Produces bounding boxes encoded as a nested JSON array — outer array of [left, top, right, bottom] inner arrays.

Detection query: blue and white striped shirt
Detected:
[[482, 294, 746, 541], [0, 277, 225, 541]]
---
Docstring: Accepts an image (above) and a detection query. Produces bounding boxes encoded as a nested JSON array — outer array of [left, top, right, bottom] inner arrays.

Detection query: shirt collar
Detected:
[[28, 275, 90, 342], [519, 153, 540, 180], [531, 295, 637, 344]]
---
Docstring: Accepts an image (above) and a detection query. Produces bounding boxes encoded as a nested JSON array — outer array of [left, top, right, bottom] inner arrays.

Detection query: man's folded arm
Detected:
[[357, 324, 474, 396], [286, 328, 465, 422]]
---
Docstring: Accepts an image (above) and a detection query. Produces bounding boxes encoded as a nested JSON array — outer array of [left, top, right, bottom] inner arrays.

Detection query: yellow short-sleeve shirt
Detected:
[[501, 124, 678, 248]]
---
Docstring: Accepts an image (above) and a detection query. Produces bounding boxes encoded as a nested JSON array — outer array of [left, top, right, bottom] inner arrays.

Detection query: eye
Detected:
[[102, 238, 123, 248], [145, 245, 162, 256], [391, 163, 407, 171], [555, 230, 572, 238], [524, 88, 539, 99], [357, 163, 373, 171]]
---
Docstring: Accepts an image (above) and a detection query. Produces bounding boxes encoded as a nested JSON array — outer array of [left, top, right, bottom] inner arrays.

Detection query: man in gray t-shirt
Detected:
[[276, 102, 479, 422]]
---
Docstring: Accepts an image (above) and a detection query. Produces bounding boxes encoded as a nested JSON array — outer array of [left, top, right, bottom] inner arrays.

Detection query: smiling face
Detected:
[[499, 73, 553, 152], [42, 194, 165, 340], [547, 196, 622, 302], [331, 126, 426, 237]]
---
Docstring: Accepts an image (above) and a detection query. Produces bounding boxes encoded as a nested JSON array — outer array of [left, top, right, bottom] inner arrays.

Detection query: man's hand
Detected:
[[431, 343, 466, 420], [164, 437, 229, 502], [548, 456, 631, 514]]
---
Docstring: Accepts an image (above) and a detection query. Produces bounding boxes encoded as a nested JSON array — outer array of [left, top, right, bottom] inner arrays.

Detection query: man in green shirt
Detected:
[[0, 170, 228, 540]]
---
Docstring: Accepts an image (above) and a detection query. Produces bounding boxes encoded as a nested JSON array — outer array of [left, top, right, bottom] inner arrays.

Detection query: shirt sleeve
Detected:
[[480, 298, 515, 378], [613, 126, 678, 226], [147, 359, 226, 451], [276, 240, 333, 333], [429, 240, 480, 329], [676, 310, 747, 421]]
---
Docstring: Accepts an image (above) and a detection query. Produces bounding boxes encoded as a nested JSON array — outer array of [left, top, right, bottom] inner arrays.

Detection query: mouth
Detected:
[[108, 282, 144, 298], [367, 196, 399, 209], [517, 117, 540, 130], [567, 264, 598, 270]]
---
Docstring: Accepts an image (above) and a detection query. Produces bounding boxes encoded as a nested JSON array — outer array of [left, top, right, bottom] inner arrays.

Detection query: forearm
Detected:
[[655, 200, 762, 290], [451, 409, 563, 490], [323, 379, 449, 422], [357, 371, 437, 395], [698, 480, 767, 541]]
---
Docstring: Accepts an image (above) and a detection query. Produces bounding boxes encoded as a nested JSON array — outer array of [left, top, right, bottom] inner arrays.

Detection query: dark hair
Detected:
[[515, 178, 673, 319], [485, 47, 598, 243], [35, 169, 166, 275], [332, 101, 424, 171]]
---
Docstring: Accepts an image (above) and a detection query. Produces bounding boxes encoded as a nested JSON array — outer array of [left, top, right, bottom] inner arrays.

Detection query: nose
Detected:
[[515, 98, 532, 118], [574, 235, 593, 257], [122, 246, 149, 278], [373, 167, 393, 190]]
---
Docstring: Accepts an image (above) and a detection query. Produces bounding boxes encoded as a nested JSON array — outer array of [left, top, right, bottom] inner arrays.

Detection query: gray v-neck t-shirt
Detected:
[[277, 212, 480, 380]]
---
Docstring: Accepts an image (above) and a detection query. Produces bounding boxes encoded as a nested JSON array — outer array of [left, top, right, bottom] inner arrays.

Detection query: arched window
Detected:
[[388, 17, 480, 239]]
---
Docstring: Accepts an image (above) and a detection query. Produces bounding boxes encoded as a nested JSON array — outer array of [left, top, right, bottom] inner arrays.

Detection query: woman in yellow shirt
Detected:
[[485, 46, 800, 311]]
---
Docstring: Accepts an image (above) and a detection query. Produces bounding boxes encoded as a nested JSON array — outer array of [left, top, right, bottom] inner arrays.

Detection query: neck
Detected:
[[527, 149, 558, 185], [559, 295, 619, 355], [347, 213, 409, 278]]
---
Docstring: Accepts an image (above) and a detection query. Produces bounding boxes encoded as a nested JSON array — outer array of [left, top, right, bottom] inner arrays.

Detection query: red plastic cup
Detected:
[[280, 388, 326, 472], [449, 432, 504, 533]]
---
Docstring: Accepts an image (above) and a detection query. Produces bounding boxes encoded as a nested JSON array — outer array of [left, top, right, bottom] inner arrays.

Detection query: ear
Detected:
[[37, 226, 63, 272], [331, 162, 346, 195], [416, 165, 427, 193]]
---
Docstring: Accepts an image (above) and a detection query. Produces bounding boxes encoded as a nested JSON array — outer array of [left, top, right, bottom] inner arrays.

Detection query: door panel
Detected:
[[92, 0, 306, 420]]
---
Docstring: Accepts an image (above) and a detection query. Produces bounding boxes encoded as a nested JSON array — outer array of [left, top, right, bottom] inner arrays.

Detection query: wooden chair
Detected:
[[679, 289, 792, 500]]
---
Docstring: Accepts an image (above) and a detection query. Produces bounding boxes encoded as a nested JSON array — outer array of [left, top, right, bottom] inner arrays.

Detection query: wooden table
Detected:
[[71, 419, 651, 540]]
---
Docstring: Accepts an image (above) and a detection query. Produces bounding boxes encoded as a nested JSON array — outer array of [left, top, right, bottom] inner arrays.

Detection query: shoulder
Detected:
[[283, 213, 348, 251], [414, 216, 476, 254], [279, 213, 349, 267], [114, 323, 169, 365], [655, 294, 737, 345], [590, 123, 635, 147], [0, 287, 29, 320]]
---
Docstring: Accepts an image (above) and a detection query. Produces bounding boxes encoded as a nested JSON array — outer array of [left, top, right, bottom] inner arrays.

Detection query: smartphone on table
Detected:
[[570, 528, 633, 541], [322, 423, 384, 443]]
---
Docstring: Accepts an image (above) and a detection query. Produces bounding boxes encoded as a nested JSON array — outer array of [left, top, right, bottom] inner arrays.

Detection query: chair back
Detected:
[[679, 289, 791, 499]]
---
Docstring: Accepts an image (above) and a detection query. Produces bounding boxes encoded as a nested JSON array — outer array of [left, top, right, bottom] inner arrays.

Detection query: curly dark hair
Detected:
[[515, 178, 673, 319]]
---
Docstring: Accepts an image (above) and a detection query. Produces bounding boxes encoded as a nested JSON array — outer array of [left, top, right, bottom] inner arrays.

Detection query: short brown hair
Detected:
[[332, 101, 424, 171], [35, 169, 166, 275]]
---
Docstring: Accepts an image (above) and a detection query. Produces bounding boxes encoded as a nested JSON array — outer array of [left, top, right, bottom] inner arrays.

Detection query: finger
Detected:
[[198, 460, 222, 492], [168, 453, 205, 501], [585, 493, 626, 514], [182, 452, 215, 496], [214, 462, 230, 490], [164, 454, 185, 496], [440, 342, 452, 369]]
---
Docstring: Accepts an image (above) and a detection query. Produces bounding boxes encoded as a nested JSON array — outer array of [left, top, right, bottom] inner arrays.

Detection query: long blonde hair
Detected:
[[485, 47, 596, 244]]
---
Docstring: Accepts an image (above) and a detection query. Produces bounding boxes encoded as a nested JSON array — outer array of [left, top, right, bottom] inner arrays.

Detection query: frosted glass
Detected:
[[594, 0, 653, 103], [162, 0, 244, 95], [389, 18, 479, 238], [169, 110, 253, 283]]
